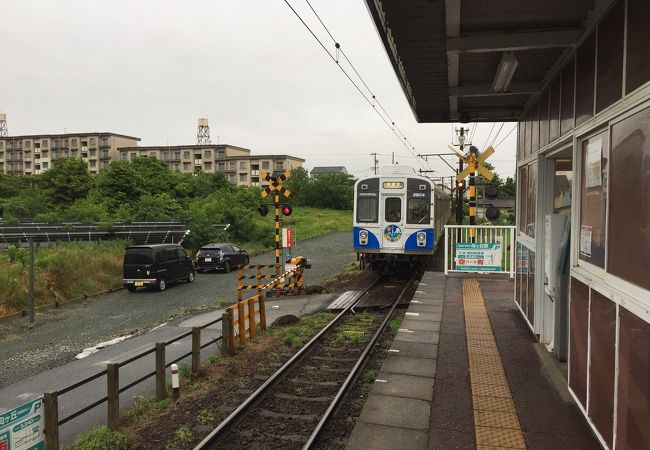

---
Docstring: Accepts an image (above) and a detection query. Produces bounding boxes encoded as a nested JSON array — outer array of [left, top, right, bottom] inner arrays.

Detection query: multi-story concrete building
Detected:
[[117, 144, 305, 187], [0, 133, 140, 175]]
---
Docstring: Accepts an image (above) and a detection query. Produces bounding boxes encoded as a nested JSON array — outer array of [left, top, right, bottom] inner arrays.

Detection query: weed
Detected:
[[179, 362, 191, 379], [125, 395, 171, 421], [197, 409, 215, 425], [389, 318, 402, 335], [205, 354, 222, 365], [68, 425, 129, 450], [218, 299, 229, 308], [165, 425, 193, 449], [268, 351, 279, 361], [237, 378, 249, 388], [282, 334, 303, 348], [360, 370, 376, 383]]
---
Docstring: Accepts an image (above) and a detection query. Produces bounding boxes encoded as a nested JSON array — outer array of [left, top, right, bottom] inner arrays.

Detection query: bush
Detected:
[[68, 425, 129, 450]]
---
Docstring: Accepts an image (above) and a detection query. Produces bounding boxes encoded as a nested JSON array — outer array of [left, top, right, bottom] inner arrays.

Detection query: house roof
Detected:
[[310, 166, 347, 173]]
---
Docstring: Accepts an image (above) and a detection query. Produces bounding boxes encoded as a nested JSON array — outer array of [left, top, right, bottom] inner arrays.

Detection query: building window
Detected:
[[43, 162, 49, 169], [90, 160, 97, 168], [174, 163, 180, 171], [204, 162, 212, 170], [239, 161, 248, 170], [239, 173, 247, 182], [276, 161, 284, 170], [90, 138, 96, 145], [579, 130, 608, 268], [42, 140, 48, 148], [174, 151, 180, 160], [205, 150, 211, 158], [229, 174, 236, 182], [25, 141, 31, 149], [121, 152, 127, 160], [131, 153, 137, 160], [608, 106, 650, 290], [90, 149, 96, 156], [183, 162, 191, 170], [101, 138, 109, 146], [183, 151, 190, 159], [0, 142, 3, 149], [218, 163, 225, 171], [163, 151, 170, 160], [217, 150, 225, 158], [71, 138, 77, 146]]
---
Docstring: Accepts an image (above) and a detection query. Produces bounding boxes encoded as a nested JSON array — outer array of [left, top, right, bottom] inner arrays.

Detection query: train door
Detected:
[[381, 193, 405, 251]]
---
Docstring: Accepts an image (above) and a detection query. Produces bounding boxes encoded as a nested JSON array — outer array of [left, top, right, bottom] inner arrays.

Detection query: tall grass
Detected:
[[0, 241, 126, 316]]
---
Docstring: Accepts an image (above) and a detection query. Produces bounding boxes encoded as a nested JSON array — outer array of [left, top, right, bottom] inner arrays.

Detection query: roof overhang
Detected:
[[364, 0, 616, 123]]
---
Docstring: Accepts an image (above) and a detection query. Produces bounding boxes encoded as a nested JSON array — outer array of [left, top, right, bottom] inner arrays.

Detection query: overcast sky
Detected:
[[1, 0, 517, 179]]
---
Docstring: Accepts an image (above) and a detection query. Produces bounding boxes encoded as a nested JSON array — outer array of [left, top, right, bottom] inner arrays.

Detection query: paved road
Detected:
[[0, 232, 354, 388]]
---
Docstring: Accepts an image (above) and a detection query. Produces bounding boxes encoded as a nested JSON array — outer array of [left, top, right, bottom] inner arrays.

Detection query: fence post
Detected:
[[248, 297, 256, 339], [256, 265, 262, 298], [155, 343, 166, 400], [258, 293, 267, 331], [509, 227, 516, 278], [238, 300, 246, 346], [444, 226, 449, 275], [44, 391, 59, 450], [237, 268, 243, 303], [107, 362, 120, 430], [192, 327, 201, 376], [221, 309, 234, 357]]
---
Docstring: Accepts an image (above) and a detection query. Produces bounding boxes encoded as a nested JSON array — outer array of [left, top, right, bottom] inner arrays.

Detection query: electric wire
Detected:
[[493, 124, 518, 148], [283, 0, 428, 169], [489, 123, 505, 148], [469, 122, 477, 146], [482, 122, 496, 150]]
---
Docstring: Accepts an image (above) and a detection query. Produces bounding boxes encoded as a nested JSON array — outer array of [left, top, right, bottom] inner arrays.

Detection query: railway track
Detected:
[[193, 274, 419, 450]]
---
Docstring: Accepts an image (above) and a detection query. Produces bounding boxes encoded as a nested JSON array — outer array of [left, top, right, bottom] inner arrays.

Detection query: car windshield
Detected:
[[124, 249, 153, 265]]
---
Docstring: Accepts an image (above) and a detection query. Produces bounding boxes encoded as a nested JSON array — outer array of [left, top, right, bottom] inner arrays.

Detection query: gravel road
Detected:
[[0, 232, 355, 388]]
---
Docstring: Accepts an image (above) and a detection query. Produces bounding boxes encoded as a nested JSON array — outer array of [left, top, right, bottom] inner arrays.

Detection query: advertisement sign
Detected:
[[455, 242, 502, 272], [282, 227, 293, 248], [585, 140, 602, 188], [0, 397, 44, 450], [580, 225, 592, 257]]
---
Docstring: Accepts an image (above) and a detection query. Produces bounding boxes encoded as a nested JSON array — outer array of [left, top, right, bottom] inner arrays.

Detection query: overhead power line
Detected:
[[494, 124, 518, 148], [282, 0, 428, 169]]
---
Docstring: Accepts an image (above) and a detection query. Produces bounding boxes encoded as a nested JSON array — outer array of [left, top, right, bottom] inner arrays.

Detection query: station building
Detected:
[[117, 144, 305, 187], [364, 0, 650, 448]]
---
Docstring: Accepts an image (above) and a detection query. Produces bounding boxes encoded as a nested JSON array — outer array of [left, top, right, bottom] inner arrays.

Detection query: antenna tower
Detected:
[[197, 118, 211, 145], [0, 113, 7, 137]]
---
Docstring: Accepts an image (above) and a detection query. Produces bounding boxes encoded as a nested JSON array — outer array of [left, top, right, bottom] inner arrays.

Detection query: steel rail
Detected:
[[303, 272, 418, 449], [192, 276, 384, 450]]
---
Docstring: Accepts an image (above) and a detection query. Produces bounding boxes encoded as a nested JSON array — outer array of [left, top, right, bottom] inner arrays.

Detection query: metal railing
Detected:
[[444, 225, 516, 277]]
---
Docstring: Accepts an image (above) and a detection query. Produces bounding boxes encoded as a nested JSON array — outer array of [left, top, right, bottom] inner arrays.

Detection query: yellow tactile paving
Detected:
[[463, 278, 527, 449]]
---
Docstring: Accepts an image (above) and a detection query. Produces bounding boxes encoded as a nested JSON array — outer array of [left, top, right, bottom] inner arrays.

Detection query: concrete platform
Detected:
[[347, 271, 445, 450]]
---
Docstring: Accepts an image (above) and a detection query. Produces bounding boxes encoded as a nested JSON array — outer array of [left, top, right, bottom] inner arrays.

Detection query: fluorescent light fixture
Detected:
[[492, 52, 518, 93]]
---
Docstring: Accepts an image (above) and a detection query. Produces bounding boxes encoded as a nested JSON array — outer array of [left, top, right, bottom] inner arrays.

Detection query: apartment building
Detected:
[[118, 144, 305, 187], [0, 133, 140, 175]]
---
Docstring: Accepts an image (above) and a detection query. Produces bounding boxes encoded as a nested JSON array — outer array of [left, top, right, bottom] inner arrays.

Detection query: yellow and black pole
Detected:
[[468, 145, 478, 242], [274, 190, 281, 297]]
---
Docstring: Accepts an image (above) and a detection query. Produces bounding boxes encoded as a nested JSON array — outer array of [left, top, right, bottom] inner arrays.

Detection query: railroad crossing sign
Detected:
[[261, 170, 291, 199], [454, 146, 496, 182]]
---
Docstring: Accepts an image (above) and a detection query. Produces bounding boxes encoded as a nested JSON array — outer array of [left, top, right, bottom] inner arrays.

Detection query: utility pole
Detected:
[[468, 145, 479, 242], [392, 152, 395, 164], [456, 127, 467, 225], [370, 153, 378, 175]]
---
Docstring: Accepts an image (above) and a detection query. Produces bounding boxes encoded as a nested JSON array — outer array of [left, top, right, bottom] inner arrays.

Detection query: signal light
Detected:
[[457, 180, 466, 191], [282, 204, 292, 216], [258, 205, 268, 216]]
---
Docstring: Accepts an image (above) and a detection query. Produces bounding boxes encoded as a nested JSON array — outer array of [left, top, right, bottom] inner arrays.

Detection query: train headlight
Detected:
[[417, 232, 426, 247], [359, 230, 368, 245]]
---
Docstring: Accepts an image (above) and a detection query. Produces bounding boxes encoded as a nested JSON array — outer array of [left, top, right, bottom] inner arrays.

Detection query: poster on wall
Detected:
[[585, 140, 602, 188], [580, 225, 592, 257], [455, 242, 503, 272]]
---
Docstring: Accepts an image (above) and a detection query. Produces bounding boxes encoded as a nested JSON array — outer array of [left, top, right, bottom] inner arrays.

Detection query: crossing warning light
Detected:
[[457, 179, 466, 191], [282, 204, 292, 216], [484, 183, 500, 220], [258, 204, 269, 217]]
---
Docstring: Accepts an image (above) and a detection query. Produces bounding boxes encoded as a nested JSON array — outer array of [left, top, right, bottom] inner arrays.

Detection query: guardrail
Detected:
[[42, 316, 223, 450], [444, 225, 516, 277]]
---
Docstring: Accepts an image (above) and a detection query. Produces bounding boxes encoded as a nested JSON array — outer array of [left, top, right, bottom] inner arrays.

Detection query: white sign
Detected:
[[455, 243, 503, 272], [0, 397, 44, 450], [585, 140, 602, 188], [580, 225, 592, 257]]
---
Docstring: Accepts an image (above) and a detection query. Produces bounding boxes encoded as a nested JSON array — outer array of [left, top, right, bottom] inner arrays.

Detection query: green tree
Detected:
[[94, 161, 145, 207], [41, 158, 94, 205], [303, 173, 355, 210], [131, 157, 177, 196], [65, 197, 111, 223], [1, 188, 51, 219], [133, 193, 182, 221], [283, 167, 310, 205]]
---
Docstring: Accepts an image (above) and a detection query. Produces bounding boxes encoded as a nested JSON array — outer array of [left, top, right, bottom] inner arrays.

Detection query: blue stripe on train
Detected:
[[404, 228, 435, 251], [353, 226, 380, 250]]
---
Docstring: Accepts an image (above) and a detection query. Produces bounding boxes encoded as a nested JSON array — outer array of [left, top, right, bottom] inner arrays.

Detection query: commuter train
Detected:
[[353, 165, 452, 274]]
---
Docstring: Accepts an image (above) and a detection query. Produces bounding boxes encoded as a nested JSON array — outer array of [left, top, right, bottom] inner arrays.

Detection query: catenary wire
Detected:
[[283, 0, 427, 168], [493, 124, 518, 148], [489, 123, 505, 148]]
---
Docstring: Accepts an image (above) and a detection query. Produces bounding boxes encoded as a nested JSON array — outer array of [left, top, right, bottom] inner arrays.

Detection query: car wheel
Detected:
[[157, 278, 167, 291], [127, 286, 137, 292], [224, 261, 231, 273], [197, 268, 204, 273], [187, 271, 195, 283]]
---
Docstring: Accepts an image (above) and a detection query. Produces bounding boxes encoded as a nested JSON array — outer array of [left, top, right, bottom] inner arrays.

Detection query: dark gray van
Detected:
[[123, 244, 195, 292]]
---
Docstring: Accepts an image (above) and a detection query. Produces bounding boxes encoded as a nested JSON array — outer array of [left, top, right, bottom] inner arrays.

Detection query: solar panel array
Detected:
[[0, 220, 191, 245]]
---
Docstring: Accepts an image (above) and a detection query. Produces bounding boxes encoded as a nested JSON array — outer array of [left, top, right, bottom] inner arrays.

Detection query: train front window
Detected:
[[385, 197, 402, 222], [357, 197, 378, 223], [407, 198, 430, 224]]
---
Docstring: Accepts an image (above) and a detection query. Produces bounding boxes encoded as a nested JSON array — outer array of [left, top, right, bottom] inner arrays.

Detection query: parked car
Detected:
[[123, 244, 195, 292], [195, 243, 249, 273]]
